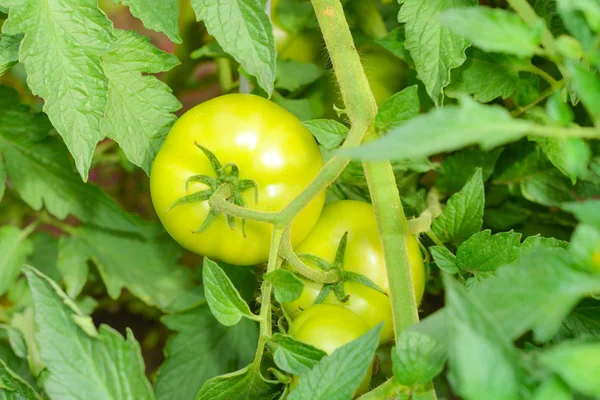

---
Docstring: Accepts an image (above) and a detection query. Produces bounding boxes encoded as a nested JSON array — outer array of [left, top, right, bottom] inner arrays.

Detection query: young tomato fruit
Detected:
[[272, 0, 320, 64], [292, 304, 373, 396], [283, 200, 425, 343], [150, 94, 325, 265]]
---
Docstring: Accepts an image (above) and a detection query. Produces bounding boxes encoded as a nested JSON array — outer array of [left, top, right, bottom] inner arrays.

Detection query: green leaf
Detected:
[[202, 258, 257, 326], [392, 331, 447, 386], [562, 199, 600, 229], [444, 276, 522, 400], [557, 0, 600, 66], [100, 30, 180, 175], [0, 155, 5, 202], [56, 235, 89, 298], [288, 324, 381, 400], [271, 92, 314, 121], [191, 41, 228, 59], [0, 33, 22, 76], [432, 169, 484, 246], [436, 147, 503, 194], [268, 333, 326, 376], [192, 0, 276, 95], [303, 119, 348, 150], [23, 267, 154, 400], [532, 377, 572, 400], [0, 225, 33, 296], [446, 50, 522, 103], [375, 85, 420, 134], [264, 269, 304, 304], [455, 230, 522, 274], [0, 85, 142, 235], [375, 27, 409, 62], [60, 226, 194, 312], [531, 136, 591, 184], [539, 342, 600, 397], [195, 364, 282, 400], [440, 7, 543, 57], [520, 171, 577, 207], [398, 0, 476, 106], [534, 0, 565, 36], [155, 301, 258, 400], [27, 232, 60, 282], [429, 246, 458, 274], [345, 97, 534, 162], [565, 62, 600, 126], [555, 299, 600, 340], [520, 235, 569, 253], [0, 359, 42, 400], [545, 91, 574, 126], [2, 0, 114, 180], [113, 0, 181, 43], [569, 224, 600, 271], [471, 248, 600, 341], [275, 59, 324, 92]]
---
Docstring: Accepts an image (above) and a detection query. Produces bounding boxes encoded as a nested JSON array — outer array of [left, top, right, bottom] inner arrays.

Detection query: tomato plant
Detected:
[[1, 0, 600, 400], [150, 94, 325, 265]]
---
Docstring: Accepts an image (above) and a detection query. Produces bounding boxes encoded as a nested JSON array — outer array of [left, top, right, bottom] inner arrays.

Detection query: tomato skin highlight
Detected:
[[150, 94, 325, 265], [283, 200, 426, 343], [292, 304, 373, 395]]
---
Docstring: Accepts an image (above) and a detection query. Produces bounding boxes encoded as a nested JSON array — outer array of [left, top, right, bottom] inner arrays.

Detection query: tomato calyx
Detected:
[[298, 232, 386, 304], [167, 143, 259, 235]]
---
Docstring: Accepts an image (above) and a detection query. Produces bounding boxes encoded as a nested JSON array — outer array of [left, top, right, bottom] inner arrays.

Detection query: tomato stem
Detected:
[[253, 227, 284, 363], [280, 229, 340, 284]]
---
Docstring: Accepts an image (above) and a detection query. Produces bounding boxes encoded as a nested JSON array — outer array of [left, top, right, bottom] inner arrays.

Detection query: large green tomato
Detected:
[[150, 94, 325, 265], [293, 304, 373, 395], [283, 200, 425, 343]]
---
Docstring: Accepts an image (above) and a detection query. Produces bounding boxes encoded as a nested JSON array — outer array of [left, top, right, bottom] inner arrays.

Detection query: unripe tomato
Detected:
[[292, 304, 373, 395], [272, 0, 320, 64], [283, 200, 425, 343], [362, 47, 407, 105], [150, 94, 325, 265]]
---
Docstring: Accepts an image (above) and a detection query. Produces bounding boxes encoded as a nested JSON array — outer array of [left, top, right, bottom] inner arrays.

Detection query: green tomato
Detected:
[[292, 304, 373, 395], [272, 0, 320, 64], [283, 200, 425, 343], [150, 94, 325, 265], [362, 48, 407, 105]]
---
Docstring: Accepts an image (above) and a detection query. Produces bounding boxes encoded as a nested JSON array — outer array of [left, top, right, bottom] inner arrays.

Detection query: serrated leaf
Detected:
[[539, 342, 600, 397], [195, 363, 282, 400], [520, 171, 577, 207], [155, 301, 258, 400], [440, 7, 543, 57], [455, 230, 522, 274], [264, 269, 304, 304], [0, 359, 41, 400], [345, 97, 534, 162], [432, 169, 484, 246], [202, 258, 257, 326], [446, 50, 522, 103], [288, 325, 381, 400], [375, 85, 419, 134], [275, 59, 324, 92], [61, 226, 194, 312], [555, 299, 600, 340], [534, 0, 565, 36], [472, 248, 600, 342], [303, 119, 348, 150], [0, 33, 22, 76], [0, 226, 33, 296], [531, 136, 591, 184], [436, 147, 503, 194], [0, 71, 141, 235], [101, 30, 181, 174], [392, 331, 447, 386], [398, 0, 476, 105], [268, 333, 326, 375], [23, 267, 154, 400], [429, 246, 458, 274], [114, 0, 181, 43], [192, 0, 276, 95], [2, 0, 114, 180], [520, 235, 569, 253], [444, 276, 522, 400]]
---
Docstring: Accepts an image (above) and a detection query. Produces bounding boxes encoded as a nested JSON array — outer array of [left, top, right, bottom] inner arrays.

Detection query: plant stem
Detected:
[[519, 64, 561, 89], [280, 230, 340, 283], [506, 0, 559, 59], [216, 58, 233, 93], [253, 227, 284, 363]]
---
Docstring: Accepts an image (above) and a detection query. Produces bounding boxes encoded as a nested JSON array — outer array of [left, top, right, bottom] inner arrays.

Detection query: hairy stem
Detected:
[[280, 230, 340, 283]]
